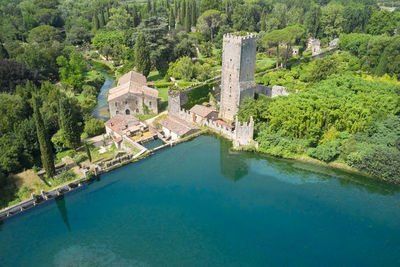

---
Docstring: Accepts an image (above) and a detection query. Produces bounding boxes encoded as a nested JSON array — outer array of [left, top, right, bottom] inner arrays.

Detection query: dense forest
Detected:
[[0, 0, 400, 204]]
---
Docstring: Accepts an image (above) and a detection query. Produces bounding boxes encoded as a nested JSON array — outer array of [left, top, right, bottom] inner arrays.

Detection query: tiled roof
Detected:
[[190, 105, 216, 118], [160, 115, 199, 136], [104, 115, 140, 136], [108, 70, 159, 101]]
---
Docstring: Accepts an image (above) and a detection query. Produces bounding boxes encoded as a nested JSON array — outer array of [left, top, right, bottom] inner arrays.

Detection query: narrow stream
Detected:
[[90, 74, 115, 121]]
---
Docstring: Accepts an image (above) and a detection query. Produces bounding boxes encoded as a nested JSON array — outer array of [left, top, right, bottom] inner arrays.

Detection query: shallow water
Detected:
[[1, 135, 400, 266], [142, 139, 164, 150], [90, 76, 114, 120]]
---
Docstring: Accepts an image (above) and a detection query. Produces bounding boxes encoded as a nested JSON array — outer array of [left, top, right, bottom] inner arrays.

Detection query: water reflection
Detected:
[[219, 138, 249, 182], [217, 135, 400, 195], [55, 196, 70, 231]]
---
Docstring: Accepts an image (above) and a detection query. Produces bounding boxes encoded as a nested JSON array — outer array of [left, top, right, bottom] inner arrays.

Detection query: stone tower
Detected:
[[219, 33, 257, 121]]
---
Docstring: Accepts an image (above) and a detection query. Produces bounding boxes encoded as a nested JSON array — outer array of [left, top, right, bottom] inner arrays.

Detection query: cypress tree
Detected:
[[152, 0, 157, 15], [179, 0, 185, 25], [93, 14, 100, 30], [191, 0, 197, 26], [85, 142, 92, 162], [132, 5, 139, 27], [58, 95, 83, 149], [99, 12, 105, 28], [185, 0, 191, 32], [135, 33, 151, 77], [33, 95, 55, 178], [169, 9, 175, 29], [147, 0, 151, 13]]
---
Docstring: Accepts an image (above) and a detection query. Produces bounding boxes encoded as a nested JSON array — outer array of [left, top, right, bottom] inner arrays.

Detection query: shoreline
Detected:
[[1, 129, 397, 221]]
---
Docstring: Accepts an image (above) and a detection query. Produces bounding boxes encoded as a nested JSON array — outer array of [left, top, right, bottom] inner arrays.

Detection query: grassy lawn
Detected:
[[147, 71, 164, 82], [136, 113, 158, 120], [256, 53, 276, 69], [89, 143, 119, 164]]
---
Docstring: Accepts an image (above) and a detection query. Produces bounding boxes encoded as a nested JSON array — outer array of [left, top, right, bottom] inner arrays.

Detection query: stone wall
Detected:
[[171, 106, 254, 147], [109, 93, 158, 117], [220, 33, 257, 121]]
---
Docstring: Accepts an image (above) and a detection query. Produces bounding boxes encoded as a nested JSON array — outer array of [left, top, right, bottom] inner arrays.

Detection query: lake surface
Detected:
[[90, 76, 114, 120], [1, 135, 400, 266]]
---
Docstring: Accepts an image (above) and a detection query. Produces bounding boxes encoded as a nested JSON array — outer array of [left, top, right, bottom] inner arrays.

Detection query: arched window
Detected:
[[136, 108, 139, 113], [125, 109, 130, 115], [149, 101, 152, 107]]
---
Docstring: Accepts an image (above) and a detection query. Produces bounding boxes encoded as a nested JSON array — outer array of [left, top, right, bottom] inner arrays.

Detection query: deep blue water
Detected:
[[90, 76, 114, 120], [1, 135, 400, 266]]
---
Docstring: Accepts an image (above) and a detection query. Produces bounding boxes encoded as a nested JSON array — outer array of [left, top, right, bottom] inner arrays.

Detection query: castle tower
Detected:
[[219, 33, 257, 121]]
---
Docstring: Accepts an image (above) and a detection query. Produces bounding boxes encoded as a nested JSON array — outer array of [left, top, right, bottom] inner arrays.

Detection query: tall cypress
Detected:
[[99, 12, 105, 28], [93, 14, 100, 30], [132, 5, 139, 27], [185, 0, 191, 32], [135, 33, 151, 77], [191, 0, 197, 26], [58, 96, 83, 149], [169, 9, 175, 29], [147, 0, 151, 13], [33, 95, 55, 178]]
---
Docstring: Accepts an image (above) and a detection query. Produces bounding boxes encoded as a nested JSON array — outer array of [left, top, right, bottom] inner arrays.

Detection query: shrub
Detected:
[[307, 140, 341, 162], [89, 51, 99, 59], [73, 153, 87, 165], [84, 118, 105, 137]]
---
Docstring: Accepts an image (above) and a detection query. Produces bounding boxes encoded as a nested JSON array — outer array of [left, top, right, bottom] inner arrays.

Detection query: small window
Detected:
[[116, 111, 119, 114], [125, 109, 130, 115], [149, 101, 152, 107], [125, 101, 128, 105], [115, 102, 118, 107], [136, 108, 139, 113], [136, 100, 138, 105], [230, 59, 232, 62]]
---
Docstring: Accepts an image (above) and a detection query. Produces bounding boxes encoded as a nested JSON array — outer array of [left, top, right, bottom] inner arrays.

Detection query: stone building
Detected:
[[159, 115, 199, 140], [219, 33, 258, 121], [190, 104, 218, 121], [104, 114, 148, 147], [306, 38, 321, 55], [108, 70, 159, 117]]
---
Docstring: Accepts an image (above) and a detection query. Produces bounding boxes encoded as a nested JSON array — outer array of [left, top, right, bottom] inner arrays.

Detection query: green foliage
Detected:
[[182, 82, 215, 109], [135, 32, 151, 77], [168, 56, 214, 81], [199, 41, 213, 58], [57, 51, 88, 92], [27, 25, 60, 47], [307, 140, 341, 162], [58, 95, 83, 149], [85, 142, 92, 162], [84, 118, 105, 137], [73, 153, 87, 165], [33, 95, 55, 178]]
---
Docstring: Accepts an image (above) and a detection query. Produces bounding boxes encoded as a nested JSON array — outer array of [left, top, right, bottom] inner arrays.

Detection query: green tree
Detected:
[[135, 32, 151, 77], [58, 95, 83, 149], [197, 9, 224, 43], [33, 95, 55, 177], [27, 25, 60, 47], [367, 10, 397, 35], [304, 5, 321, 38], [57, 51, 88, 92], [320, 3, 344, 39], [85, 142, 92, 163]]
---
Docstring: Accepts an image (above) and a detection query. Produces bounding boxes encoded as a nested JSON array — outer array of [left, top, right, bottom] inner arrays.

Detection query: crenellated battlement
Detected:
[[223, 32, 257, 41]]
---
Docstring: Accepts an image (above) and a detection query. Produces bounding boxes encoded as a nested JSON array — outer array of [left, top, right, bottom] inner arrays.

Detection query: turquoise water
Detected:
[[90, 76, 114, 120], [1, 135, 400, 266]]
